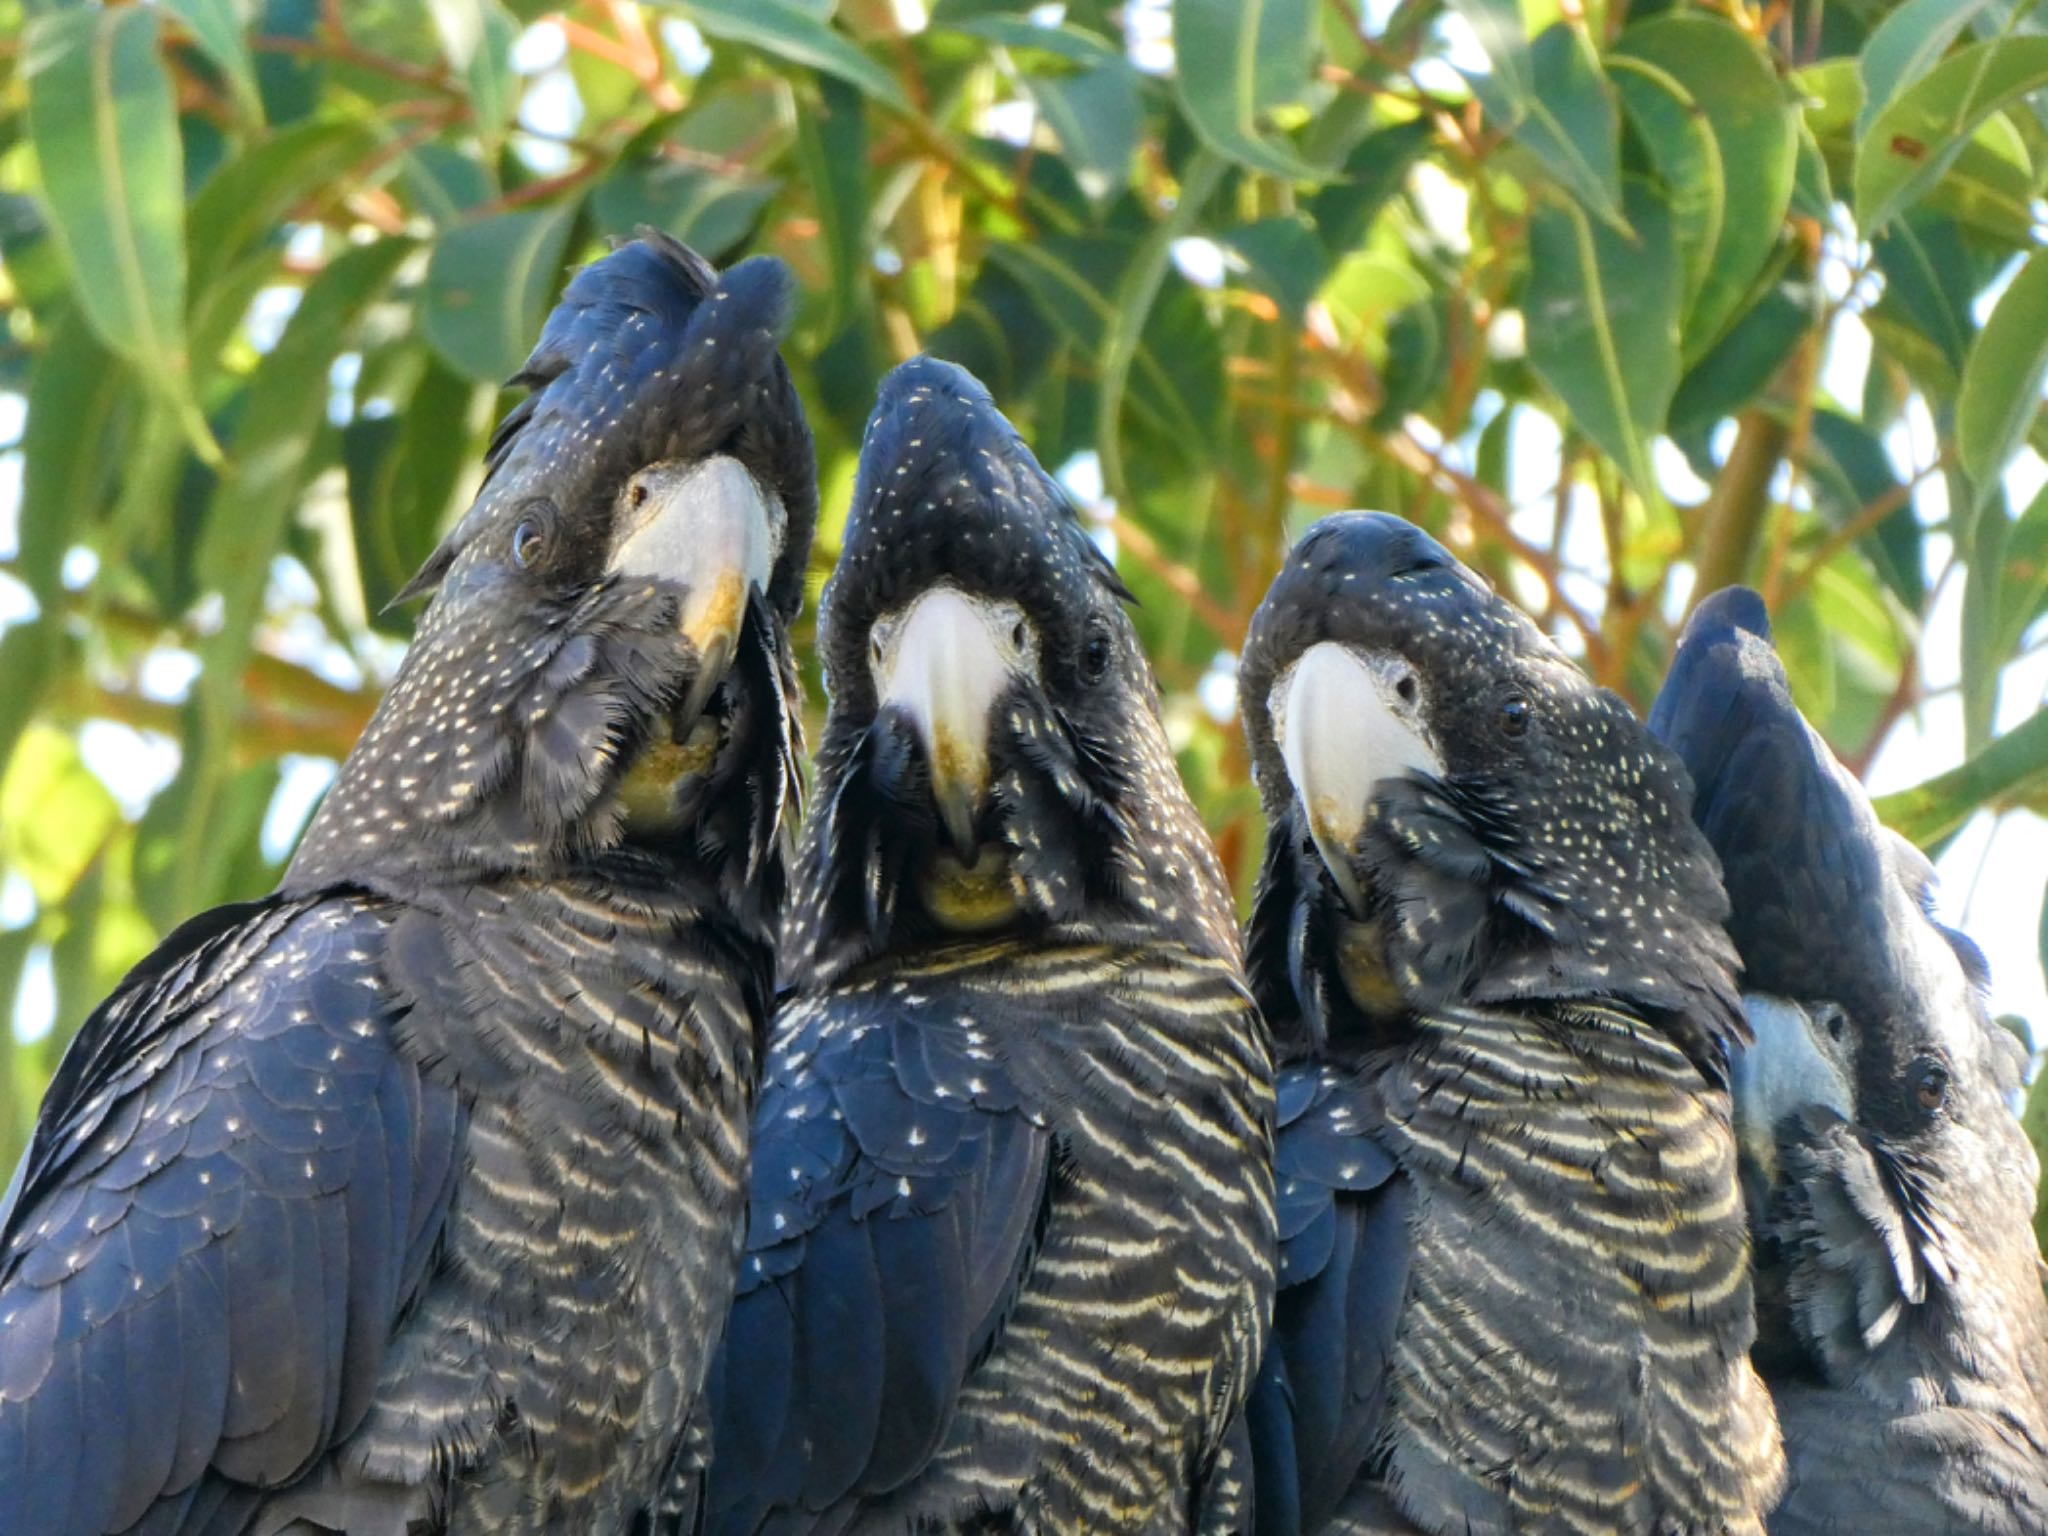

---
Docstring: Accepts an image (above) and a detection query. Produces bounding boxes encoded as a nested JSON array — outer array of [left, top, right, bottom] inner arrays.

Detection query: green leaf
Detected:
[[0, 622, 66, 815], [1613, 14, 1797, 361], [1869, 212, 1978, 382], [591, 158, 779, 262], [187, 119, 379, 280], [1960, 468, 2008, 757], [403, 142, 496, 226], [1958, 246, 2048, 495], [1609, 55, 1723, 314], [198, 239, 418, 604], [1991, 482, 2048, 664], [1023, 60, 1143, 195], [793, 71, 872, 334], [1444, 0, 1531, 96], [670, 0, 910, 113], [1372, 297, 1447, 430], [136, 753, 282, 932], [0, 726, 121, 908], [987, 229, 1221, 476], [18, 310, 124, 605], [1319, 251, 1433, 352], [1524, 178, 1681, 497], [1857, 0, 2007, 138], [1877, 706, 2048, 850], [1094, 149, 1228, 502], [1791, 118, 1833, 221], [1171, 0, 1324, 179], [1667, 278, 1807, 437], [164, 0, 265, 121], [345, 353, 482, 624], [1856, 37, 2048, 233], [422, 204, 580, 383], [1308, 118, 1433, 257], [1933, 110, 2041, 247], [948, 16, 1123, 66], [426, 0, 522, 145], [24, 7, 217, 462], [1468, 21, 1623, 228], [182, 238, 414, 898], [1805, 409, 1923, 610], [186, 119, 383, 359], [0, 922, 35, 1177], [253, 0, 321, 126], [1219, 215, 1329, 318], [925, 261, 1060, 401]]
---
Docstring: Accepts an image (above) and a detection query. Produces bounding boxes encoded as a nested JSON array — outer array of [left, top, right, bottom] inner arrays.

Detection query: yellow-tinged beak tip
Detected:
[[682, 568, 750, 658], [610, 454, 782, 727], [874, 586, 1023, 852], [1274, 641, 1440, 910]]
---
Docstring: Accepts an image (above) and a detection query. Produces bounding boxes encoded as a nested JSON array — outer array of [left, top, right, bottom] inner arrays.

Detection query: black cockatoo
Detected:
[[1650, 588, 2048, 1535], [0, 233, 816, 1535], [694, 358, 1275, 1535], [1237, 513, 1785, 1535]]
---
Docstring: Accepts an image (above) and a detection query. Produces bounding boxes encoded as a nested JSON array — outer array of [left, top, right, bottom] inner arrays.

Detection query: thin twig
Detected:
[[1783, 447, 1952, 604]]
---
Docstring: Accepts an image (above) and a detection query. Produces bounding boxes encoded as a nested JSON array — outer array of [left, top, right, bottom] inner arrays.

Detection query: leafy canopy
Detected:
[[0, 0, 2045, 1224]]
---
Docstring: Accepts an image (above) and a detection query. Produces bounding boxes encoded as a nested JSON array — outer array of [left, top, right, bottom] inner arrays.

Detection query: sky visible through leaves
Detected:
[[0, 0, 2039, 1122]]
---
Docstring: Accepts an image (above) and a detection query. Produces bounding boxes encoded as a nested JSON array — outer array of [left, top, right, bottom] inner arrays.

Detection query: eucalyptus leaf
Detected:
[[1025, 60, 1143, 195], [1469, 22, 1623, 228], [24, 7, 216, 460], [1856, 37, 2048, 233], [163, 0, 264, 121], [422, 204, 581, 383], [1877, 706, 2048, 850], [1992, 482, 2048, 665], [1609, 55, 1722, 313], [592, 159, 779, 261], [1858, 0, 2008, 138], [1309, 119, 1433, 257], [1612, 15, 1797, 361], [1957, 246, 2048, 497], [186, 239, 415, 897], [1220, 216, 1329, 319], [1170, 0, 1323, 179], [671, 0, 911, 113], [1524, 179, 1681, 497], [427, 0, 522, 146]]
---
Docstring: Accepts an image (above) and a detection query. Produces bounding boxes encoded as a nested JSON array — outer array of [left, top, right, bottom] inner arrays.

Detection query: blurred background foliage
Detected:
[[0, 0, 2046, 1243]]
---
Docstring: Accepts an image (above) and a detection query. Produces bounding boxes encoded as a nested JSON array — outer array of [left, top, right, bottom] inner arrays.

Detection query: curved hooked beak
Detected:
[[875, 587, 1016, 853], [1273, 641, 1439, 913], [610, 455, 783, 728], [1731, 995, 1856, 1190]]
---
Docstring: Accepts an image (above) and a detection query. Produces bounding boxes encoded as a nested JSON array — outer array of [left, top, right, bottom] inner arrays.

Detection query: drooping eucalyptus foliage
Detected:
[[0, 0, 2044, 1229]]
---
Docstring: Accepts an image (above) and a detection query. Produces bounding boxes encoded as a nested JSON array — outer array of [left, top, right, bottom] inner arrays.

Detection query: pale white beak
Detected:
[[610, 454, 783, 727], [1273, 641, 1440, 911], [874, 586, 1024, 852], [1731, 994, 1856, 1187]]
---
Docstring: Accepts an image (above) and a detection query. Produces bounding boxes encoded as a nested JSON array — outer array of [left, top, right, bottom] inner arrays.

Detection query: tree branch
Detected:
[[1689, 407, 1789, 609]]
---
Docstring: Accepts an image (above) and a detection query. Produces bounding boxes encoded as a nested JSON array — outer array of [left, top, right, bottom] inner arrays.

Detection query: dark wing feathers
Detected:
[[1647, 585, 1899, 1011], [3, 897, 287, 1236], [704, 989, 1051, 1534], [1248, 1064, 1410, 1536], [0, 897, 464, 1536]]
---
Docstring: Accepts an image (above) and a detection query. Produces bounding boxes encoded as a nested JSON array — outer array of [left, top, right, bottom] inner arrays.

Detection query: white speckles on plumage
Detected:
[[721, 358, 1273, 1536], [1239, 512, 1775, 1535]]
